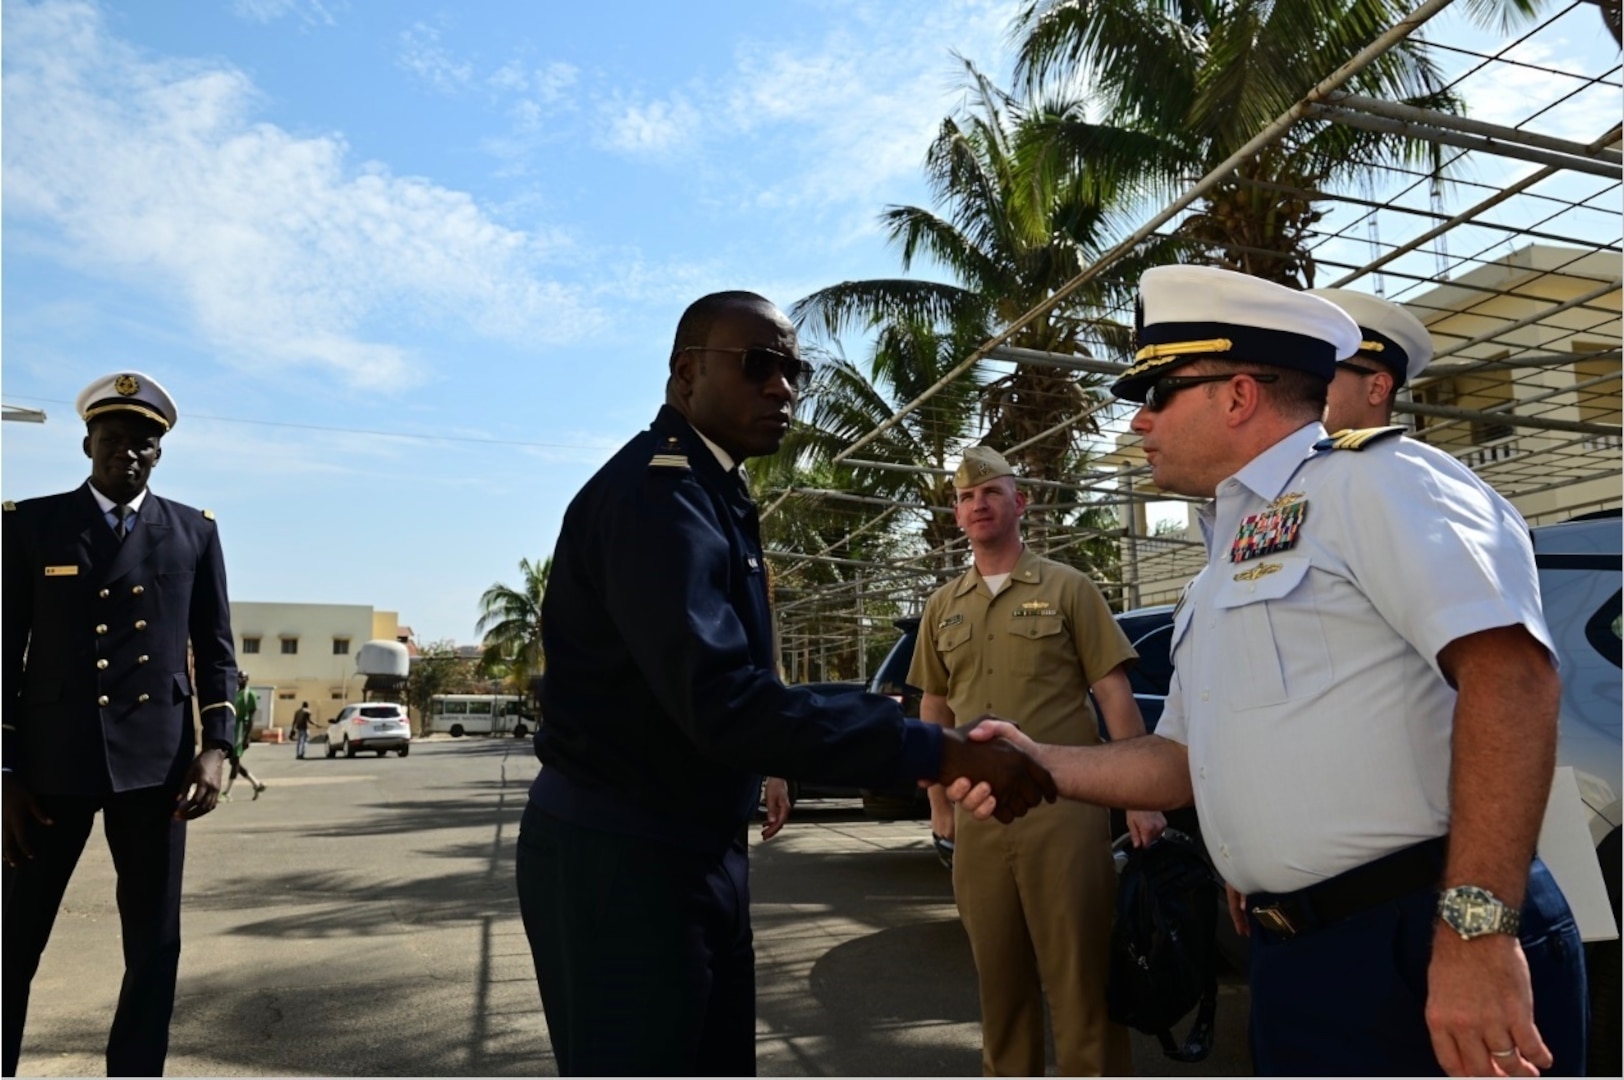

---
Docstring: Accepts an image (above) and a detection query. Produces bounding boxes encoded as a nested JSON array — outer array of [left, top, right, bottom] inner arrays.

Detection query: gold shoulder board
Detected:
[[2, 501, 14, 511], [202, 509, 216, 520], [1314, 425, 1406, 452]]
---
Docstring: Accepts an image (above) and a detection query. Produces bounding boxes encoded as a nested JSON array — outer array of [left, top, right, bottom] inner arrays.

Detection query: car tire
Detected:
[[325, 737, 336, 759], [344, 737, 355, 759], [397, 745, 410, 757], [512, 724, 528, 739], [375, 749, 386, 757], [450, 724, 464, 738]]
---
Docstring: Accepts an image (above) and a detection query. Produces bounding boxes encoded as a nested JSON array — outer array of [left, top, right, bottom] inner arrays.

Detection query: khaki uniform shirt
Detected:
[[908, 548, 1135, 746]]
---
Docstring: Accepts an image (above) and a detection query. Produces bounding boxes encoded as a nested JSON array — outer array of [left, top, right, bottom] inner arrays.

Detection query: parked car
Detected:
[[326, 702, 412, 758], [1530, 510, 1621, 1075]]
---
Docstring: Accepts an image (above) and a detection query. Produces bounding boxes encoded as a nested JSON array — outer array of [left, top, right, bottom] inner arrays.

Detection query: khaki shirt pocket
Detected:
[[1006, 613, 1066, 675]]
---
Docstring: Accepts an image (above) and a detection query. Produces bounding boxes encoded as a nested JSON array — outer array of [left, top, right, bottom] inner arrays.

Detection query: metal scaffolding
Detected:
[[768, 0, 1621, 684]]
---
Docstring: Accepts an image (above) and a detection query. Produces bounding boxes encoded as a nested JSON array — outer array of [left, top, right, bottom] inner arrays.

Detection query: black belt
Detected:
[[1248, 836, 1447, 940]]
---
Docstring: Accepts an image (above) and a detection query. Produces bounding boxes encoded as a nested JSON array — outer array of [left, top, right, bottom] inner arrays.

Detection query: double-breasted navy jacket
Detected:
[[532, 406, 940, 855], [2, 483, 238, 796]]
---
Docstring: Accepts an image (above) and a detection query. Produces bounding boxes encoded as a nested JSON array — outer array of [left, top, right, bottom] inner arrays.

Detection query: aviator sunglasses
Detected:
[[680, 346, 815, 389], [1143, 372, 1278, 412]]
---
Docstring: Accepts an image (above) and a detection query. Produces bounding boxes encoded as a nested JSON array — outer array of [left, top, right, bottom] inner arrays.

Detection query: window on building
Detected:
[[333, 638, 351, 656], [242, 637, 261, 654], [331, 690, 343, 700], [281, 638, 299, 655], [279, 691, 296, 700]]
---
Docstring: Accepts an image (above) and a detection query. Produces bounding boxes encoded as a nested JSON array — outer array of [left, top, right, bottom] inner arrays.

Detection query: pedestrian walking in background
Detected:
[[224, 671, 267, 800], [291, 701, 313, 760], [2, 372, 238, 1077]]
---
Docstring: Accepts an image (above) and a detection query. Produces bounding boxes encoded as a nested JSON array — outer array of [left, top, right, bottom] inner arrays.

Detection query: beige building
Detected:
[[1114, 244, 1622, 606], [230, 601, 410, 730]]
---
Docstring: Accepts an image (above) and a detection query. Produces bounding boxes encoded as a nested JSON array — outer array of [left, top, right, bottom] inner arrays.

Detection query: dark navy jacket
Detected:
[[2, 483, 238, 796], [531, 406, 940, 855]]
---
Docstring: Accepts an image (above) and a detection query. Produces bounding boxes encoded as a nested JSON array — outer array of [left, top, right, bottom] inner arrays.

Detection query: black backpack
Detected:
[[1107, 829, 1221, 1062]]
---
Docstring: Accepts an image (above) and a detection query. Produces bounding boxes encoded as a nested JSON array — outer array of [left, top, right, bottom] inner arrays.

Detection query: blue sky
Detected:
[[2, 0, 1614, 643]]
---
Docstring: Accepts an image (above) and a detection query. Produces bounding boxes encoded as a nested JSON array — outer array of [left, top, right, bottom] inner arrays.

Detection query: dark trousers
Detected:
[[515, 804, 756, 1076], [1248, 857, 1587, 1076], [3, 787, 187, 1077]]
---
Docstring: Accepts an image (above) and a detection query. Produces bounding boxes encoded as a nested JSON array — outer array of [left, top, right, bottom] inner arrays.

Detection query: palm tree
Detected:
[[1010, 0, 1549, 286], [475, 556, 550, 698], [793, 63, 1158, 564]]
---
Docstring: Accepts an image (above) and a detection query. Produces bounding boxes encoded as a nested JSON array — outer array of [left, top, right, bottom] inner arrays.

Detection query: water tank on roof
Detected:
[[356, 639, 410, 678]]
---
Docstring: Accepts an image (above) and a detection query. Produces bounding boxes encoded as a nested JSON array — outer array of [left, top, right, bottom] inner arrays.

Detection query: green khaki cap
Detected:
[[954, 445, 1015, 488]]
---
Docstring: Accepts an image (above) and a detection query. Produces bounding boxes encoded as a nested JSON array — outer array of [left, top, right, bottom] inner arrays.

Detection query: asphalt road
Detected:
[[14, 738, 1253, 1077]]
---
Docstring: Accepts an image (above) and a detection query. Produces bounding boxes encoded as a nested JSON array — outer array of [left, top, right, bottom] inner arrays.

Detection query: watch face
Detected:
[[1442, 886, 1512, 937]]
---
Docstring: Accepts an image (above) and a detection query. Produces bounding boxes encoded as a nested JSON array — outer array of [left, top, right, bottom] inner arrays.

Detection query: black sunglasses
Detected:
[[1143, 372, 1279, 412], [680, 346, 814, 389]]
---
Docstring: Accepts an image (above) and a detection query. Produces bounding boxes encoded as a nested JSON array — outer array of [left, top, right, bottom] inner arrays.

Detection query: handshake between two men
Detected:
[[931, 716, 1062, 824]]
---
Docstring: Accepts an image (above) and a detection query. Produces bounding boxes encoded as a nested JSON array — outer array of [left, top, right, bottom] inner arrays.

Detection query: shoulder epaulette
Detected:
[[648, 433, 690, 471], [2, 501, 14, 511], [202, 509, 216, 520], [1314, 425, 1406, 452]]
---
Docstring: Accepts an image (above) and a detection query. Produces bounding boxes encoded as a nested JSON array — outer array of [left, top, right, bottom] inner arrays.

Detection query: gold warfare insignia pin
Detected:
[[1013, 599, 1058, 618], [1232, 561, 1284, 583], [115, 374, 140, 396]]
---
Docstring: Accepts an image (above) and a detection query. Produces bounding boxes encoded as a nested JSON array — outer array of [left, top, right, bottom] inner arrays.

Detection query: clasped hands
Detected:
[[933, 715, 1055, 824]]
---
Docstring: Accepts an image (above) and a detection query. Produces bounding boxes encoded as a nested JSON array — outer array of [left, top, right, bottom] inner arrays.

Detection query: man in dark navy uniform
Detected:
[[516, 291, 1057, 1076], [2, 371, 238, 1077]]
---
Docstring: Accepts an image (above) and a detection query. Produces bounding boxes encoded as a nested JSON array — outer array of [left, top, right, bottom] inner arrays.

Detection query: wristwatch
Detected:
[[1437, 885, 1521, 939]]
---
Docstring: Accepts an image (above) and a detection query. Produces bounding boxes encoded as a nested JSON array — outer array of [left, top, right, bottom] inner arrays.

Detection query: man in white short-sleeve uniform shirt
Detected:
[[950, 265, 1587, 1077]]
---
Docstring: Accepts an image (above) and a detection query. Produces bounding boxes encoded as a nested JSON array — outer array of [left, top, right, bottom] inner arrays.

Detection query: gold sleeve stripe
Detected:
[[199, 701, 237, 715]]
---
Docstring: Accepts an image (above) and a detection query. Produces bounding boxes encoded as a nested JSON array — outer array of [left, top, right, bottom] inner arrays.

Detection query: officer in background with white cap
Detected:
[[950, 265, 1586, 1076], [2, 372, 238, 1077], [1309, 287, 1435, 434]]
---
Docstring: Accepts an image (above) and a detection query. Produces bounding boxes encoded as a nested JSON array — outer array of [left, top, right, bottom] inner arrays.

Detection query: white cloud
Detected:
[[590, 0, 1022, 214], [230, 0, 336, 26], [396, 21, 474, 94], [3, 0, 607, 389], [599, 95, 703, 157]]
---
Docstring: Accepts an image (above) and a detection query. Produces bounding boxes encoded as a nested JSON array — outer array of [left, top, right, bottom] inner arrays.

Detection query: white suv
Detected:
[[326, 702, 412, 759]]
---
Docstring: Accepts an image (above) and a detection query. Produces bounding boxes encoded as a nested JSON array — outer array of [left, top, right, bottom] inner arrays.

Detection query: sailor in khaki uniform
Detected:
[[909, 446, 1163, 1076], [951, 267, 1587, 1076], [2, 372, 238, 1077]]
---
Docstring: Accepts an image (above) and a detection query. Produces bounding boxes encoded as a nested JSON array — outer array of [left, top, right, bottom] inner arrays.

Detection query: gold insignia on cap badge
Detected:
[[114, 374, 140, 396]]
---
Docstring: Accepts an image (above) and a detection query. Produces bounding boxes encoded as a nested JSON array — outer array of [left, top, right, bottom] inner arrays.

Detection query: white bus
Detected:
[[428, 694, 533, 738]]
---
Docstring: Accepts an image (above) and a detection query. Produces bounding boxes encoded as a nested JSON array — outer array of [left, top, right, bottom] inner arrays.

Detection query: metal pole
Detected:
[[820, 0, 1458, 470]]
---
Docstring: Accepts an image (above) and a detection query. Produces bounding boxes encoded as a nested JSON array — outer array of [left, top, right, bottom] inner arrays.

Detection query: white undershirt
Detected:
[[88, 485, 148, 515], [982, 572, 1011, 595]]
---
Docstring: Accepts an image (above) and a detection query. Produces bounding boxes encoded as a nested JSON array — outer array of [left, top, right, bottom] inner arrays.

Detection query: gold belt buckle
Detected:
[[1252, 904, 1298, 937]]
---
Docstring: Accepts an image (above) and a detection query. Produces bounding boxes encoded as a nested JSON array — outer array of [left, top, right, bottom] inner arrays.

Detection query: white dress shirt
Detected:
[[1156, 422, 1553, 894]]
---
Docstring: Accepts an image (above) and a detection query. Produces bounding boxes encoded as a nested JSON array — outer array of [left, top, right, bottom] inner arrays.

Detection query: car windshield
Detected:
[[359, 706, 403, 719]]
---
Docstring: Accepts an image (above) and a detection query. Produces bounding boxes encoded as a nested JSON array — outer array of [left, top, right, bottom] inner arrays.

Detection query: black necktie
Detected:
[[113, 504, 133, 540]]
